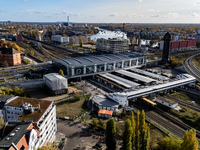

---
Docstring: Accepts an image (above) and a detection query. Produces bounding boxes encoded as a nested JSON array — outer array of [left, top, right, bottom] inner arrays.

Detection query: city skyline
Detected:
[[0, 0, 200, 23]]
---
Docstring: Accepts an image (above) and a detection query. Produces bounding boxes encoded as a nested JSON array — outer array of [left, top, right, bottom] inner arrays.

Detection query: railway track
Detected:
[[134, 102, 200, 140], [184, 53, 200, 82], [133, 103, 186, 138], [165, 95, 200, 112]]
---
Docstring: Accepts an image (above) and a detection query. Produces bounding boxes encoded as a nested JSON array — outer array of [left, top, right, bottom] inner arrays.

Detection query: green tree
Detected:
[[181, 129, 198, 150], [59, 69, 64, 76], [106, 118, 116, 150], [30, 50, 34, 56], [99, 119, 106, 129], [123, 119, 133, 150], [79, 36, 83, 47], [130, 112, 135, 148], [158, 136, 182, 150], [92, 118, 98, 129], [135, 111, 140, 150]]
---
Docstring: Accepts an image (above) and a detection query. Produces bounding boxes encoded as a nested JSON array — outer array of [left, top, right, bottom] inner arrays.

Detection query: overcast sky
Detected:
[[0, 0, 200, 23]]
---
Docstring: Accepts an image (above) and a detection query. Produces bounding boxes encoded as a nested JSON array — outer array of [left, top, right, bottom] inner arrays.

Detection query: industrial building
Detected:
[[0, 48, 21, 66], [52, 52, 146, 78], [51, 35, 69, 43], [43, 73, 68, 95], [96, 38, 129, 53]]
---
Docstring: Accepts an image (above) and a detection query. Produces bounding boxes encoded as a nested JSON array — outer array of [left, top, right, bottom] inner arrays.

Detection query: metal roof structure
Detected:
[[53, 52, 144, 67], [43, 73, 66, 81], [115, 70, 156, 83], [105, 73, 140, 87], [130, 69, 170, 81], [92, 95, 119, 108], [99, 73, 132, 89]]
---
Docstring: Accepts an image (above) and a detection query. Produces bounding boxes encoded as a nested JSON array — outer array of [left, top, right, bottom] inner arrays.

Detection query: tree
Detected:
[[79, 36, 83, 47], [158, 136, 182, 150], [135, 111, 140, 150], [12, 43, 21, 52], [99, 119, 106, 129], [92, 118, 98, 129], [123, 119, 133, 150], [0, 39, 6, 44], [149, 40, 156, 47], [37, 142, 58, 150], [181, 129, 198, 150], [29, 50, 34, 56], [59, 69, 64, 76], [138, 35, 141, 47], [106, 118, 116, 150], [130, 112, 135, 148]]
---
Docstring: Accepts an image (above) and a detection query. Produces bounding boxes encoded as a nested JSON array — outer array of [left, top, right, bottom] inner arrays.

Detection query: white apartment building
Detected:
[[2, 97, 57, 148], [52, 35, 69, 43]]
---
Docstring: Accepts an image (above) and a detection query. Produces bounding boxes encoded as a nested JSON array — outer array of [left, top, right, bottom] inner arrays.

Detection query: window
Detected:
[[20, 145, 25, 150]]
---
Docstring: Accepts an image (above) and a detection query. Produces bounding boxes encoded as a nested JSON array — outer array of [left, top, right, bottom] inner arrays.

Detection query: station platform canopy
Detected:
[[130, 69, 169, 81], [115, 70, 156, 84]]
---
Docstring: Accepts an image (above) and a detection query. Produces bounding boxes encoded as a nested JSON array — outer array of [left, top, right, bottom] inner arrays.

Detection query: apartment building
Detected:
[[2, 97, 57, 148], [0, 122, 40, 150]]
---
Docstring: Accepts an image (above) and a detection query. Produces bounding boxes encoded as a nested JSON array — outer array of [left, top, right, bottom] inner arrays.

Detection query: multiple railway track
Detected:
[[184, 53, 200, 82], [165, 95, 200, 112]]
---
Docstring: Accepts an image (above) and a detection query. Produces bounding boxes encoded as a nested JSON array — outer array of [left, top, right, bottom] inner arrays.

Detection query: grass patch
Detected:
[[192, 55, 200, 70], [169, 105, 200, 130], [170, 92, 192, 102], [56, 95, 89, 119], [170, 92, 200, 105]]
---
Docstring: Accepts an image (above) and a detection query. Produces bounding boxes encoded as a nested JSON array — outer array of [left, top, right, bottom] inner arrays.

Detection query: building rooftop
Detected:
[[0, 122, 35, 148], [0, 95, 13, 103], [98, 109, 113, 115], [53, 52, 145, 67], [6, 97, 52, 122], [92, 95, 119, 108], [115, 70, 156, 83], [44, 73, 66, 81], [130, 69, 170, 81], [0, 48, 19, 55], [156, 97, 178, 105]]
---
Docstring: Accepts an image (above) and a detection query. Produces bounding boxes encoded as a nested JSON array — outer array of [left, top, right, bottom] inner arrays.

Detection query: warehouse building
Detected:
[[52, 52, 146, 78], [96, 38, 129, 54], [43, 73, 68, 95], [51, 35, 69, 43]]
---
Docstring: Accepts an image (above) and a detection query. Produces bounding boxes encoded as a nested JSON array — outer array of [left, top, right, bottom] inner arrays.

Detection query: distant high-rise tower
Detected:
[[67, 16, 69, 24], [162, 32, 171, 62]]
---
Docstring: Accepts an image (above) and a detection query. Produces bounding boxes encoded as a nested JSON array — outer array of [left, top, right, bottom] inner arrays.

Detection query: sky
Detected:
[[0, 0, 200, 23]]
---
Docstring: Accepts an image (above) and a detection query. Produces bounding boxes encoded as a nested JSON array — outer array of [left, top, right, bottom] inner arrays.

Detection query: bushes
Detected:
[[0, 86, 29, 97]]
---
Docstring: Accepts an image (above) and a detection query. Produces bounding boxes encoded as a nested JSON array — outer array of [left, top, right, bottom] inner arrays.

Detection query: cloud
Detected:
[[167, 12, 178, 17], [110, 13, 117, 17], [191, 13, 200, 17], [150, 14, 160, 17], [195, 1, 200, 5], [138, 0, 142, 2], [23, 0, 28, 2]]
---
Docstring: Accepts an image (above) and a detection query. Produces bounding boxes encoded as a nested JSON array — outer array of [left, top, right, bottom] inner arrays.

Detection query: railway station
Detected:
[[52, 52, 146, 78]]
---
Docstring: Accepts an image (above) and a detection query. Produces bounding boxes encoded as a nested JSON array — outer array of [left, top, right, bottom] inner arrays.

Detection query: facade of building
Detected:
[[92, 95, 119, 112], [0, 95, 16, 117], [52, 52, 146, 78], [43, 73, 68, 95], [0, 122, 40, 150], [156, 98, 178, 109], [0, 48, 21, 66], [2, 97, 57, 148], [52, 35, 69, 43], [96, 38, 129, 54], [162, 32, 171, 62], [160, 38, 196, 51]]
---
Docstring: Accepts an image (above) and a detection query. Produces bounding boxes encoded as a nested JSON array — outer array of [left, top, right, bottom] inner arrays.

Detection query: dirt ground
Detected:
[[29, 86, 82, 101], [57, 119, 106, 150]]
